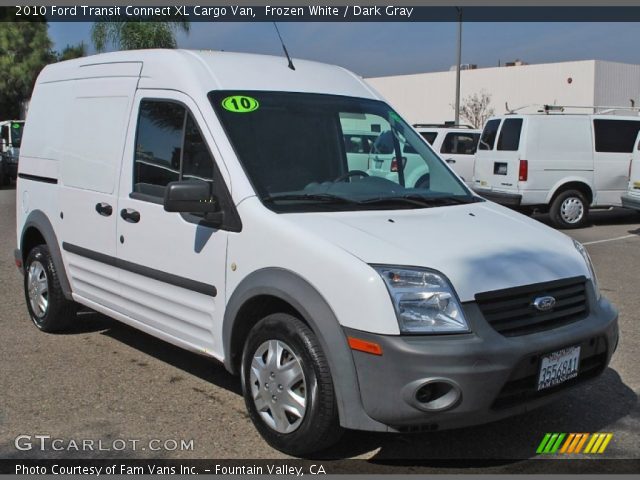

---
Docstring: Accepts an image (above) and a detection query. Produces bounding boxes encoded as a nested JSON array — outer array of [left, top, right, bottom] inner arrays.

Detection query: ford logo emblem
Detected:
[[532, 296, 556, 312]]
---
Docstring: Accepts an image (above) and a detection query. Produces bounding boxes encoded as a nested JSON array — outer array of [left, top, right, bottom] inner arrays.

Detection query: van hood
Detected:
[[284, 202, 590, 302]]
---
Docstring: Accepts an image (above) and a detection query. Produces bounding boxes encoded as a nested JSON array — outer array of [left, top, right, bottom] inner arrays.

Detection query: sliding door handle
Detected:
[[95, 203, 113, 216]]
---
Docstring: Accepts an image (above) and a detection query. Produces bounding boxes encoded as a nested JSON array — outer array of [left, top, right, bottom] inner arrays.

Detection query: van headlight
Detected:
[[373, 265, 470, 334], [573, 240, 601, 300]]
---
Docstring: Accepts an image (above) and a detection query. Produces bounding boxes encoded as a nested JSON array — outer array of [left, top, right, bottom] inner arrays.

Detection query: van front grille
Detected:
[[475, 276, 588, 337]]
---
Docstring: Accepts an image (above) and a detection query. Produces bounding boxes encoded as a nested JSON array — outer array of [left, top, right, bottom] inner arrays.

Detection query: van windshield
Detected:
[[210, 91, 476, 213]]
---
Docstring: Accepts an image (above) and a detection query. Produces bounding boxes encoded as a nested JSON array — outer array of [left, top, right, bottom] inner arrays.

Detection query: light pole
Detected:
[[454, 7, 462, 125]]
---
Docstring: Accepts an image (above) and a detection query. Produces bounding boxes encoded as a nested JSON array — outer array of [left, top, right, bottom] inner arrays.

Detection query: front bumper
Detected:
[[14, 248, 23, 274], [346, 287, 618, 431], [621, 192, 640, 211], [472, 187, 522, 207]]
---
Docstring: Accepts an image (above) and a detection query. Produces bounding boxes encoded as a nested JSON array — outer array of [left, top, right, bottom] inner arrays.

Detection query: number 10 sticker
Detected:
[[222, 95, 260, 113]]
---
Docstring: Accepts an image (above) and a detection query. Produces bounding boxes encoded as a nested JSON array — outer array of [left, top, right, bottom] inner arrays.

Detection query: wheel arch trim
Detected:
[[545, 178, 594, 205], [223, 267, 387, 431], [20, 210, 72, 300]]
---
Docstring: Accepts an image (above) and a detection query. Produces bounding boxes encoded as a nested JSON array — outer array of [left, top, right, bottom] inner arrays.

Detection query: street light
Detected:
[[454, 7, 462, 125]]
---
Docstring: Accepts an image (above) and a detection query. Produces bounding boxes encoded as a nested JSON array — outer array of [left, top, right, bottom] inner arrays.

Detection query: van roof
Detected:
[[36, 49, 380, 100]]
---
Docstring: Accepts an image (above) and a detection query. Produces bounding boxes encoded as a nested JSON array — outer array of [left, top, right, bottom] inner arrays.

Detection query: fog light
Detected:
[[410, 379, 461, 412]]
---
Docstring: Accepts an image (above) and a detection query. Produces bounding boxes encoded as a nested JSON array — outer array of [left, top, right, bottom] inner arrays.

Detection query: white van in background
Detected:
[[621, 132, 640, 211], [473, 112, 640, 228], [0, 120, 24, 185], [413, 124, 481, 186]]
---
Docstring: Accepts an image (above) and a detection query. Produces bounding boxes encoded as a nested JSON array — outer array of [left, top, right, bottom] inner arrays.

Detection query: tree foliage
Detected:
[[91, 18, 190, 52], [57, 42, 87, 61], [0, 21, 53, 118], [459, 91, 495, 129]]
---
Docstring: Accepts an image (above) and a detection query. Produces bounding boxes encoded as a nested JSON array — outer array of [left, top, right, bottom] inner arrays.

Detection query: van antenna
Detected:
[[273, 23, 295, 71]]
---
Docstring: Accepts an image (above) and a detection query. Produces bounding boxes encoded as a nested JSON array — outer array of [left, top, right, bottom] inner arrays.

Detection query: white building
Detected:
[[366, 60, 640, 126]]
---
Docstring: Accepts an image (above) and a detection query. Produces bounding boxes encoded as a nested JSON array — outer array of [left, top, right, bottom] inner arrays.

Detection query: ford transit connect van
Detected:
[[15, 51, 618, 456], [473, 112, 640, 228]]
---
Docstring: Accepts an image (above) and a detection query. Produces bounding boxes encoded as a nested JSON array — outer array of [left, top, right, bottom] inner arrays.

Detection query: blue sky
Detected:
[[48, 22, 640, 77]]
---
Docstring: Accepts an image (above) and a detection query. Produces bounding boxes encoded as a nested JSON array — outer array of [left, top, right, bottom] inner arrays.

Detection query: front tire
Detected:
[[24, 245, 77, 332], [241, 314, 342, 456], [550, 189, 589, 229]]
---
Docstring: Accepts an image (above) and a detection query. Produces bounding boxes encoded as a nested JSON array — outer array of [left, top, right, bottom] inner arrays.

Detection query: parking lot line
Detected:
[[583, 234, 638, 246]]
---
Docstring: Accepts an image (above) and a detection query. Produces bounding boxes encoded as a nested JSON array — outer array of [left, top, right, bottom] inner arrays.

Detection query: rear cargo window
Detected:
[[594, 119, 640, 153], [479, 119, 500, 150], [440, 132, 480, 155], [497, 119, 523, 151]]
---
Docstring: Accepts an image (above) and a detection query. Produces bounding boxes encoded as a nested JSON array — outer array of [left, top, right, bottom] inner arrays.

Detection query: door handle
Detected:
[[120, 208, 141, 223], [446, 158, 456, 164], [95, 202, 113, 216]]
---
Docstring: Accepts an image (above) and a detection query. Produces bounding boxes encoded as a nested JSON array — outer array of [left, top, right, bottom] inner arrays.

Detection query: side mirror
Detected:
[[164, 180, 222, 220], [164, 181, 225, 226]]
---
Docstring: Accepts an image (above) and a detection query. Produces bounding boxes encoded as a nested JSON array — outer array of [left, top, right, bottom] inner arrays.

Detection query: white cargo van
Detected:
[[473, 112, 640, 228], [15, 51, 618, 456], [621, 132, 640, 211], [413, 124, 481, 186], [0, 120, 24, 185]]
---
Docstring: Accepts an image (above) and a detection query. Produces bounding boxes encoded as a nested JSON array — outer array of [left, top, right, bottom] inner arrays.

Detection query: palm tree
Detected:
[[91, 18, 190, 52]]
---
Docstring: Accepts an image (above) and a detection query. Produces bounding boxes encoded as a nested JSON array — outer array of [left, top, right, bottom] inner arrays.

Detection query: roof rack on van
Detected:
[[540, 104, 640, 115], [505, 103, 640, 116], [412, 123, 475, 129]]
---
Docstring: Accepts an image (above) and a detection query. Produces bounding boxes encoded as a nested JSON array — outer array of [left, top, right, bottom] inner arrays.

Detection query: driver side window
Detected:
[[133, 99, 215, 200]]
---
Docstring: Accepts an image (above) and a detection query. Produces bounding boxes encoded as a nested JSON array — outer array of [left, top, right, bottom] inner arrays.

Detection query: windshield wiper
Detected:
[[262, 193, 357, 204], [358, 194, 482, 208]]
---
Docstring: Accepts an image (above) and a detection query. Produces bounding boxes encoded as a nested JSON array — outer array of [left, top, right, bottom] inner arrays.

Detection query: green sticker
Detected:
[[221, 95, 259, 113], [12, 122, 21, 129]]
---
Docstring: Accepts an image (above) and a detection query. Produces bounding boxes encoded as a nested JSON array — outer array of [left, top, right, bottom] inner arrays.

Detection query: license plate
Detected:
[[537, 346, 580, 391]]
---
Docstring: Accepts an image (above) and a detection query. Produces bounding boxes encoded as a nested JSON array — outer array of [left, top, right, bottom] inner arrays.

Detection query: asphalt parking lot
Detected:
[[0, 183, 638, 473]]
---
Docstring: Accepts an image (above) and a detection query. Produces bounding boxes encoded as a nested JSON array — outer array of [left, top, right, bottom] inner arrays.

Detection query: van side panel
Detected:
[[61, 85, 133, 194], [59, 76, 138, 310], [528, 116, 594, 205]]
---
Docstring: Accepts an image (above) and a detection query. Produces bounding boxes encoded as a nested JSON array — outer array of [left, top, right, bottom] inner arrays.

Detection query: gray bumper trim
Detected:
[[346, 288, 618, 431], [14, 248, 23, 275]]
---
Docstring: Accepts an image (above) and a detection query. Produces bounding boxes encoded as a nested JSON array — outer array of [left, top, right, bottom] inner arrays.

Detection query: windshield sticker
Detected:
[[222, 96, 259, 113]]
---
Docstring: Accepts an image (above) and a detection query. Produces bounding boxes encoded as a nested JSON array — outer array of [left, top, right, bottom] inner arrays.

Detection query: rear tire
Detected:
[[549, 189, 589, 229], [24, 245, 77, 332], [241, 313, 343, 456]]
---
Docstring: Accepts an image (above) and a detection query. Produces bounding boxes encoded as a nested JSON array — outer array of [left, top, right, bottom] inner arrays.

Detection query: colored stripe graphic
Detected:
[[598, 434, 613, 453], [575, 433, 589, 453], [538, 433, 613, 454], [584, 433, 599, 454], [537, 433, 565, 454], [560, 433, 575, 453], [536, 433, 552, 454]]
